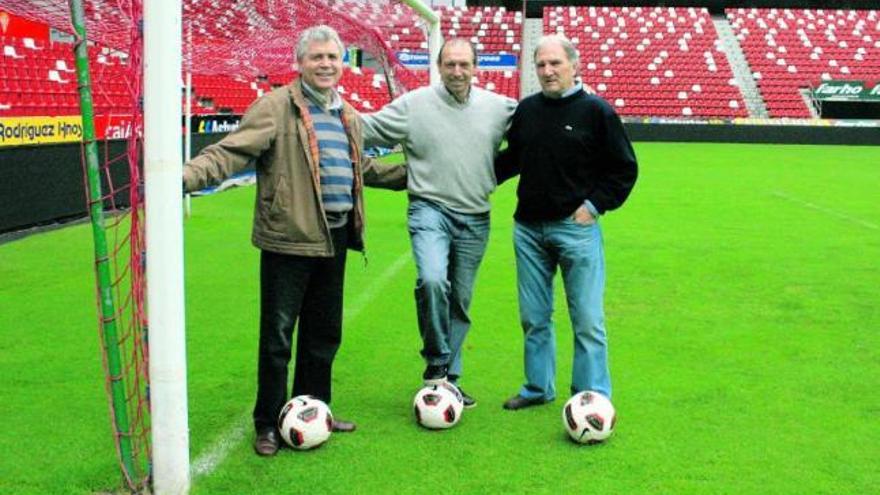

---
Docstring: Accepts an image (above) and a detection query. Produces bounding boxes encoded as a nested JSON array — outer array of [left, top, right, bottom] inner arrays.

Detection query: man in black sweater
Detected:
[[495, 34, 638, 412]]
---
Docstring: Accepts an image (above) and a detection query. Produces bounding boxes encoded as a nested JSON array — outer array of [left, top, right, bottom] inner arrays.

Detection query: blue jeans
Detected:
[[513, 218, 611, 401], [408, 198, 490, 381]]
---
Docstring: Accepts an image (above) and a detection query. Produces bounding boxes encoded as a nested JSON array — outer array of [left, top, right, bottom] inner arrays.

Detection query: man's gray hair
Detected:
[[295, 25, 345, 62], [533, 34, 579, 65]]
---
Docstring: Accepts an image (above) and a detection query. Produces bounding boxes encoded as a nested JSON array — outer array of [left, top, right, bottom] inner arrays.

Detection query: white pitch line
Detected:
[[191, 249, 411, 480], [771, 191, 879, 231], [344, 251, 412, 320], [191, 414, 250, 477]]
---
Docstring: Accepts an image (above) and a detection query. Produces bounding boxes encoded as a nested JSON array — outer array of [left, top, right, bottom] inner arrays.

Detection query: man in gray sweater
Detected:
[[361, 39, 515, 407]]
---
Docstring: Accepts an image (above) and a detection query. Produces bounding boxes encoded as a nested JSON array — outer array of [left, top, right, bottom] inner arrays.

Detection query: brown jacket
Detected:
[[183, 79, 406, 256]]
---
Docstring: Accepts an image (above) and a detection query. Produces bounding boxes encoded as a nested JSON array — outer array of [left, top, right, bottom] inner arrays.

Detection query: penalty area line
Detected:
[[191, 249, 411, 480], [771, 191, 878, 231]]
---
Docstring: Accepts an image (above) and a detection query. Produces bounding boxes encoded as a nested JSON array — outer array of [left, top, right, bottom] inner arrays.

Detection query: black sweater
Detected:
[[495, 89, 638, 222]]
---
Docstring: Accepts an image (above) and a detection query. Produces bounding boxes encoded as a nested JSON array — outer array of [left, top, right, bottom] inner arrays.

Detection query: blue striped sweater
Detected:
[[307, 102, 354, 228]]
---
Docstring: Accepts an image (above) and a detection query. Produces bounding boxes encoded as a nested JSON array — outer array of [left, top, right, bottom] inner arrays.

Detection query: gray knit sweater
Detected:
[[361, 84, 516, 214]]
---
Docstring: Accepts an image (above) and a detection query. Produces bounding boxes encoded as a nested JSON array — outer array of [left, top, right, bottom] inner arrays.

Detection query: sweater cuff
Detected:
[[584, 200, 599, 217]]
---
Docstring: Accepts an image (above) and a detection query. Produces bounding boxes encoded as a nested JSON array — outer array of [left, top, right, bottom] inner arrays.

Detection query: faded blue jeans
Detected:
[[408, 198, 490, 383], [513, 217, 611, 401]]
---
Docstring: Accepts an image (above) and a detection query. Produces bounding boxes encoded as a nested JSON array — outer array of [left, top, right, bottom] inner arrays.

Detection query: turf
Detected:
[[0, 143, 878, 494]]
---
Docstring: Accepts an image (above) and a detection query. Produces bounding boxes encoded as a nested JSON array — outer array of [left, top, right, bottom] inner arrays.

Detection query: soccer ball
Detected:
[[413, 382, 464, 429], [562, 391, 616, 444], [277, 395, 333, 450]]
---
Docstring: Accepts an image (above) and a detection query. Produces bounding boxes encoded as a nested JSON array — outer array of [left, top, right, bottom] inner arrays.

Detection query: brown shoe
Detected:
[[254, 429, 280, 456], [332, 418, 357, 433], [502, 394, 550, 411]]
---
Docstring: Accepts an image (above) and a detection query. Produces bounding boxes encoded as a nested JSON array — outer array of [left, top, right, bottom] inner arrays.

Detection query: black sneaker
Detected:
[[422, 364, 448, 385], [457, 387, 477, 409]]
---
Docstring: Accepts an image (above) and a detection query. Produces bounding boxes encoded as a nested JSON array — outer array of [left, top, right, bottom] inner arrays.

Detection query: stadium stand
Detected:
[[0, 35, 134, 116], [727, 8, 880, 118], [338, 66, 393, 112], [2, 5, 879, 119], [386, 6, 522, 55], [437, 5, 522, 54], [0, 5, 523, 115], [189, 74, 262, 114], [545, 5, 748, 118], [474, 69, 521, 96]]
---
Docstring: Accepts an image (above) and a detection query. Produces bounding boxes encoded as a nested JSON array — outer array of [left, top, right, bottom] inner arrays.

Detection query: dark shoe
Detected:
[[503, 394, 549, 411], [253, 429, 280, 456], [422, 364, 448, 385], [332, 418, 357, 433], [457, 387, 477, 409]]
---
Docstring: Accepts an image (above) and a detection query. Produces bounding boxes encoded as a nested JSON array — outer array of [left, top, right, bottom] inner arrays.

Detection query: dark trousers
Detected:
[[253, 227, 348, 432]]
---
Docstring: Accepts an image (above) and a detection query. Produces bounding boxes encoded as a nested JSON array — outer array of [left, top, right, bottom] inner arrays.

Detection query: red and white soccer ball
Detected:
[[413, 382, 464, 429], [562, 391, 617, 444], [278, 395, 333, 450]]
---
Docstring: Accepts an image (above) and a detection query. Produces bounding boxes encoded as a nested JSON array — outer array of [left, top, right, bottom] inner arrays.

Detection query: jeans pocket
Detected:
[[567, 215, 596, 228], [407, 200, 438, 233]]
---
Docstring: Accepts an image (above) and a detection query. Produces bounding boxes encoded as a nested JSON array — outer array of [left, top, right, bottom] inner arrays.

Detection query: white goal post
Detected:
[[144, 0, 189, 493], [401, 0, 444, 85]]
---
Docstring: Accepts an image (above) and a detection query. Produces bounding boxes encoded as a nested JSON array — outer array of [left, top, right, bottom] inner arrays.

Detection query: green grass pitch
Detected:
[[0, 142, 878, 494]]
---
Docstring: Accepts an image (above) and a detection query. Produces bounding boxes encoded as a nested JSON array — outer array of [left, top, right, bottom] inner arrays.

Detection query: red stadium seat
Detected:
[[545, 5, 746, 118], [727, 8, 880, 118]]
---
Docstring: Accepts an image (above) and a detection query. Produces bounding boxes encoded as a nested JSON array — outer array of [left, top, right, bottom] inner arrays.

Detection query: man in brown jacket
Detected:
[[183, 25, 406, 456]]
